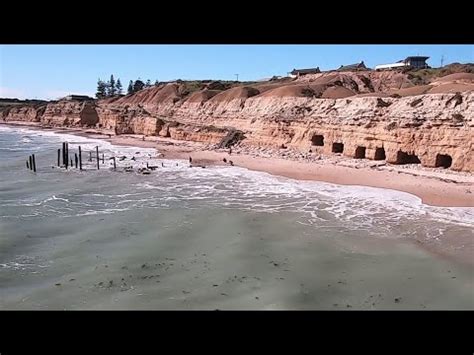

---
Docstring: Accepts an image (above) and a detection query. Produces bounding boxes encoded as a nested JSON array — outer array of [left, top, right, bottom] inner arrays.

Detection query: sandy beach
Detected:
[[1, 121, 473, 311], [3, 121, 473, 208]]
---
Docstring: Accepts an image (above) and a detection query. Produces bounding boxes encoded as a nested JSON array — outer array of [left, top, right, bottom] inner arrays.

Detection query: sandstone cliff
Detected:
[[2, 70, 473, 172]]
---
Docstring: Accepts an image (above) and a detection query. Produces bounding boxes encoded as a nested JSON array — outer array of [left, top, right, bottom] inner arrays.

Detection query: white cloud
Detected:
[[0, 87, 27, 99]]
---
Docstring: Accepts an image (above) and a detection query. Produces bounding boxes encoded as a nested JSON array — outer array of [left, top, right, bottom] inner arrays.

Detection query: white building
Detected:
[[375, 56, 430, 71]]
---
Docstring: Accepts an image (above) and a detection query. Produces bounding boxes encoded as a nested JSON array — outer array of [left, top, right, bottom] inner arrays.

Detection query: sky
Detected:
[[1, 45, 472, 100]]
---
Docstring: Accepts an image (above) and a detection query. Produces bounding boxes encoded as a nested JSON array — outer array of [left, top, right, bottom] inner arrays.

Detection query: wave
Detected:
[[1, 125, 472, 237]]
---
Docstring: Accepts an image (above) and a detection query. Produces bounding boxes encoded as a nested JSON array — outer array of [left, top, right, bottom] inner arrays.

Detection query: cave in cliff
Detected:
[[374, 147, 386, 160], [396, 151, 421, 164], [332, 142, 344, 153], [435, 154, 452, 168], [355, 146, 366, 159], [311, 134, 324, 146]]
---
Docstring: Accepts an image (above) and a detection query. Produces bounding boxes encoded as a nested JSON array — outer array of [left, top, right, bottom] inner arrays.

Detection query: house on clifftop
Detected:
[[289, 67, 321, 78], [62, 95, 94, 101], [337, 61, 368, 71], [375, 56, 430, 71]]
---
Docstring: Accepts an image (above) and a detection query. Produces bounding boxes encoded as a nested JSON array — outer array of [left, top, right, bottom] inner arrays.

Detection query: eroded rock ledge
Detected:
[[1, 87, 472, 172]]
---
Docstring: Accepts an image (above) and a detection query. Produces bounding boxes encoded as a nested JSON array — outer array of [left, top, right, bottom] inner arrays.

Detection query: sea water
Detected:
[[0, 125, 473, 310]]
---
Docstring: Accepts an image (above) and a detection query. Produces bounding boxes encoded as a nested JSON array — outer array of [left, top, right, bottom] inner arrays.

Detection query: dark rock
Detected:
[[376, 98, 392, 108]]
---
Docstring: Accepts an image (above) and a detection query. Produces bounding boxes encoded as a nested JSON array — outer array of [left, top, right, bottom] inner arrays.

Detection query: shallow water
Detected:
[[0, 125, 473, 309]]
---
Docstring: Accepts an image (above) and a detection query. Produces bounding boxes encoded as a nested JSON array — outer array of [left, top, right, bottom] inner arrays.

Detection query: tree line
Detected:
[[96, 75, 159, 99]]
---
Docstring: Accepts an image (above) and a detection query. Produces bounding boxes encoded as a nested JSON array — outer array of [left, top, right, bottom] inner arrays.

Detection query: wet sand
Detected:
[[2, 121, 473, 207], [0, 122, 472, 309]]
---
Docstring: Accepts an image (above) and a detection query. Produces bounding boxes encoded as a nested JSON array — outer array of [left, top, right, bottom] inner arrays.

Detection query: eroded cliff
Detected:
[[1, 70, 473, 172]]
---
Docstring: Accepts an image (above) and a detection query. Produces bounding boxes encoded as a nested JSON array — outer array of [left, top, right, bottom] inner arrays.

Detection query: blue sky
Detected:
[[1, 45, 472, 100]]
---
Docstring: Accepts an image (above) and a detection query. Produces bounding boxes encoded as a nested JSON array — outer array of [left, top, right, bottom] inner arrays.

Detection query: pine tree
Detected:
[[133, 79, 145, 92], [145, 79, 152, 88], [127, 80, 134, 95], [108, 74, 116, 97], [116, 79, 123, 95], [154, 79, 159, 86], [96, 79, 107, 99]]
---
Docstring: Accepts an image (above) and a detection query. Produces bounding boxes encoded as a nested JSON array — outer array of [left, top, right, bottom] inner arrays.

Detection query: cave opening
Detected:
[[332, 142, 344, 153], [374, 147, 386, 160], [355, 146, 366, 159], [311, 134, 324, 146], [435, 154, 452, 168], [396, 151, 421, 164]]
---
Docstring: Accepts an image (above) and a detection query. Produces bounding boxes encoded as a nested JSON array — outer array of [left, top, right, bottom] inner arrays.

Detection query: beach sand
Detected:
[[3, 121, 473, 208]]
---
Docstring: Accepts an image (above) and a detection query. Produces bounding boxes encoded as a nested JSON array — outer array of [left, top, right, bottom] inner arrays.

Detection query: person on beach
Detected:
[[229, 147, 232, 155], [229, 160, 234, 166], [223, 158, 227, 163], [189, 157, 192, 163]]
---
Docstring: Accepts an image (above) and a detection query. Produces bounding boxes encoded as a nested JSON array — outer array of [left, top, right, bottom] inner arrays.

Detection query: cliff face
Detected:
[[41, 101, 99, 126], [1, 79, 473, 172], [133, 90, 472, 172], [0, 104, 46, 122]]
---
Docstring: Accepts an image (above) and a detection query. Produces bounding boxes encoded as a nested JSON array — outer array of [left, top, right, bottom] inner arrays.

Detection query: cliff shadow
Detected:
[[332, 142, 344, 154], [395, 151, 421, 165], [374, 147, 386, 160], [435, 154, 452, 168], [311, 134, 324, 146], [354, 146, 366, 159]]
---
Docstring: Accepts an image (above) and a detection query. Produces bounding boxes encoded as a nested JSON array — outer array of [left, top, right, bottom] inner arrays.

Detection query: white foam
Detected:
[[1, 125, 473, 238]]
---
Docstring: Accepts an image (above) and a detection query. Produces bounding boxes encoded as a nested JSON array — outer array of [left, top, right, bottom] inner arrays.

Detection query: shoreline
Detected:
[[2, 121, 473, 266], [2, 121, 473, 208]]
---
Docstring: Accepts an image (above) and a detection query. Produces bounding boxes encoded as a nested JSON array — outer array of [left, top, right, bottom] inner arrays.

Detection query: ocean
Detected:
[[0, 125, 473, 309]]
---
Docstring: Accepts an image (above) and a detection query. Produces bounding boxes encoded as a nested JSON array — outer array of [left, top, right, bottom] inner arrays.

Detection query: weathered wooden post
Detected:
[[32, 154, 36, 173], [65, 142, 69, 169], [62, 142, 66, 165], [78, 146, 82, 170], [29, 155, 33, 171], [26, 160, 29, 169], [57, 149, 60, 167], [89, 151, 92, 162], [113, 157, 116, 170], [96, 146, 99, 170], [102, 153, 105, 164], [65, 142, 68, 168]]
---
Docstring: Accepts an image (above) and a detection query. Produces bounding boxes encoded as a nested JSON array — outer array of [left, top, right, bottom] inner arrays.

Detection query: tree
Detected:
[[116, 79, 123, 95], [133, 79, 145, 92], [145, 79, 152, 88], [154, 79, 159, 86], [108, 74, 116, 97], [127, 80, 134, 95], [96, 79, 107, 99]]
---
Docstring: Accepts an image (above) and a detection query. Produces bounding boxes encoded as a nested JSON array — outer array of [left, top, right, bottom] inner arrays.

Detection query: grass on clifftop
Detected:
[[407, 63, 474, 85]]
